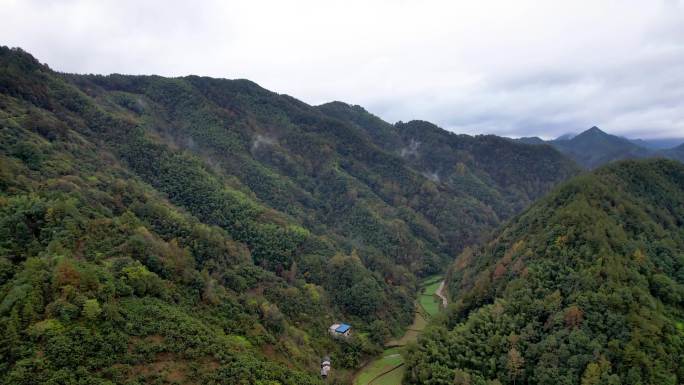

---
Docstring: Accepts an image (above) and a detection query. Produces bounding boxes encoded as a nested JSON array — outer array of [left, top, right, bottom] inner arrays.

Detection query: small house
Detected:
[[320, 356, 331, 378], [328, 323, 351, 338]]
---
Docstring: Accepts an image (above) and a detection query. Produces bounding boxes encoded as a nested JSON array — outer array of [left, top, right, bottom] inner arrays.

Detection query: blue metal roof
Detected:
[[335, 324, 351, 333]]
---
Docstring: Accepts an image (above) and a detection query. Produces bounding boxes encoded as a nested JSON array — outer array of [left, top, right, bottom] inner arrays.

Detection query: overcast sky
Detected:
[[2, 0, 684, 139]]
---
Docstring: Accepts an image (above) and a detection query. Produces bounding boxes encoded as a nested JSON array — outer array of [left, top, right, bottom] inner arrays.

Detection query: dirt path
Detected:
[[435, 280, 448, 308]]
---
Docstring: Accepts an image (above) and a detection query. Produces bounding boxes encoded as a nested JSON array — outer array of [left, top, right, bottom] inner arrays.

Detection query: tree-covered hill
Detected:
[[0, 46, 577, 384], [317, 102, 579, 221], [549, 126, 653, 169], [514, 126, 684, 169], [405, 159, 684, 385]]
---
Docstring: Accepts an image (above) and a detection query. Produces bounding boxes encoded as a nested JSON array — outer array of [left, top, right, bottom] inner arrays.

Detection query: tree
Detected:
[[368, 320, 390, 345], [1, 308, 21, 364], [564, 305, 584, 329], [82, 299, 101, 320], [506, 347, 524, 385], [581, 357, 620, 385], [453, 369, 472, 385]]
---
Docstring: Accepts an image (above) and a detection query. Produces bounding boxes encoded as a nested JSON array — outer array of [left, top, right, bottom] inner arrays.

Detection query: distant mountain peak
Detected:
[[583, 126, 606, 135], [549, 125, 656, 168]]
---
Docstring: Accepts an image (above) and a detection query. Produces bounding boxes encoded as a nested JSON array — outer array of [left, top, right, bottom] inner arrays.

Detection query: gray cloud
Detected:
[[1, 0, 683, 139]]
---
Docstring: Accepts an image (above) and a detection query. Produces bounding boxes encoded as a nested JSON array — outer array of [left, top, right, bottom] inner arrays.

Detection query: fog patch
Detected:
[[251, 134, 277, 152], [422, 171, 440, 183], [400, 139, 420, 158], [203, 155, 225, 175], [184, 136, 197, 150], [135, 97, 147, 112]]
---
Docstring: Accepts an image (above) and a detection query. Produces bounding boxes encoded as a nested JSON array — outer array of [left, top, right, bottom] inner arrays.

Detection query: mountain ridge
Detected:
[[0, 46, 579, 384]]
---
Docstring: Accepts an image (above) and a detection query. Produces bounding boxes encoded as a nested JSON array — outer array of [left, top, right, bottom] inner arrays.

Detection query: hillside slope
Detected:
[[405, 159, 684, 385], [0, 48, 346, 385], [317, 102, 579, 221], [0, 46, 577, 384]]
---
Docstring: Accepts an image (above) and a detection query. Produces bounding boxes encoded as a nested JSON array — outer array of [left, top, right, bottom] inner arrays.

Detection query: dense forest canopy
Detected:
[[0, 46, 578, 384], [405, 159, 684, 385]]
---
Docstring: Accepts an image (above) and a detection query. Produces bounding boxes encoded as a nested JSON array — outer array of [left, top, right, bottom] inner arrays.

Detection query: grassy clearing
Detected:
[[420, 275, 442, 287], [372, 364, 405, 385], [354, 348, 404, 385], [422, 279, 442, 295], [418, 279, 443, 317], [419, 295, 440, 317]]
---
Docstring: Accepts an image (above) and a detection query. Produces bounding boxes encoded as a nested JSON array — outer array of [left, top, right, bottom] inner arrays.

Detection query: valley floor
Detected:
[[353, 276, 447, 385]]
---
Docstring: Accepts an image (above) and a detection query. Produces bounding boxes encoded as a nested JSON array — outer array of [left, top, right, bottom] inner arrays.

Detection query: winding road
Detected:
[[435, 280, 448, 308]]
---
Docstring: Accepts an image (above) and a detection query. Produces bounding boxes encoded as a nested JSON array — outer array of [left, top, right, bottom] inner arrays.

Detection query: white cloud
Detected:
[[1, 0, 683, 138]]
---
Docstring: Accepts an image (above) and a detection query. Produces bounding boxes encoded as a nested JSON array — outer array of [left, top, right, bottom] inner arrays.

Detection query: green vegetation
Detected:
[[405, 159, 684, 385], [0, 46, 577, 384], [418, 279, 442, 318], [378, 367, 405, 385], [354, 348, 403, 385], [372, 365, 406, 385], [318, 103, 580, 241], [385, 313, 426, 347], [356, 275, 446, 385]]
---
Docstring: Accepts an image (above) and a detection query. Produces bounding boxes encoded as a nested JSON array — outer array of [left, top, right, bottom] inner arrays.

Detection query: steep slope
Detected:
[[317, 103, 580, 222], [550, 126, 653, 168], [0, 46, 578, 384], [405, 159, 684, 385], [0, 47, 414, 385], [65, 75, 505, 275], [0, 47, 351, 385], [390, 121, 578, 219]]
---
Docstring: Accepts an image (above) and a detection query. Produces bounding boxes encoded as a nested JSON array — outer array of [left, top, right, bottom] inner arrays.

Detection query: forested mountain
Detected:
[[515, 126, 684, 169], [549, 126, 653, 168], [317, 102, 578, 220], [405, 159, 684, 385], [0, 47, 578, 384]]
